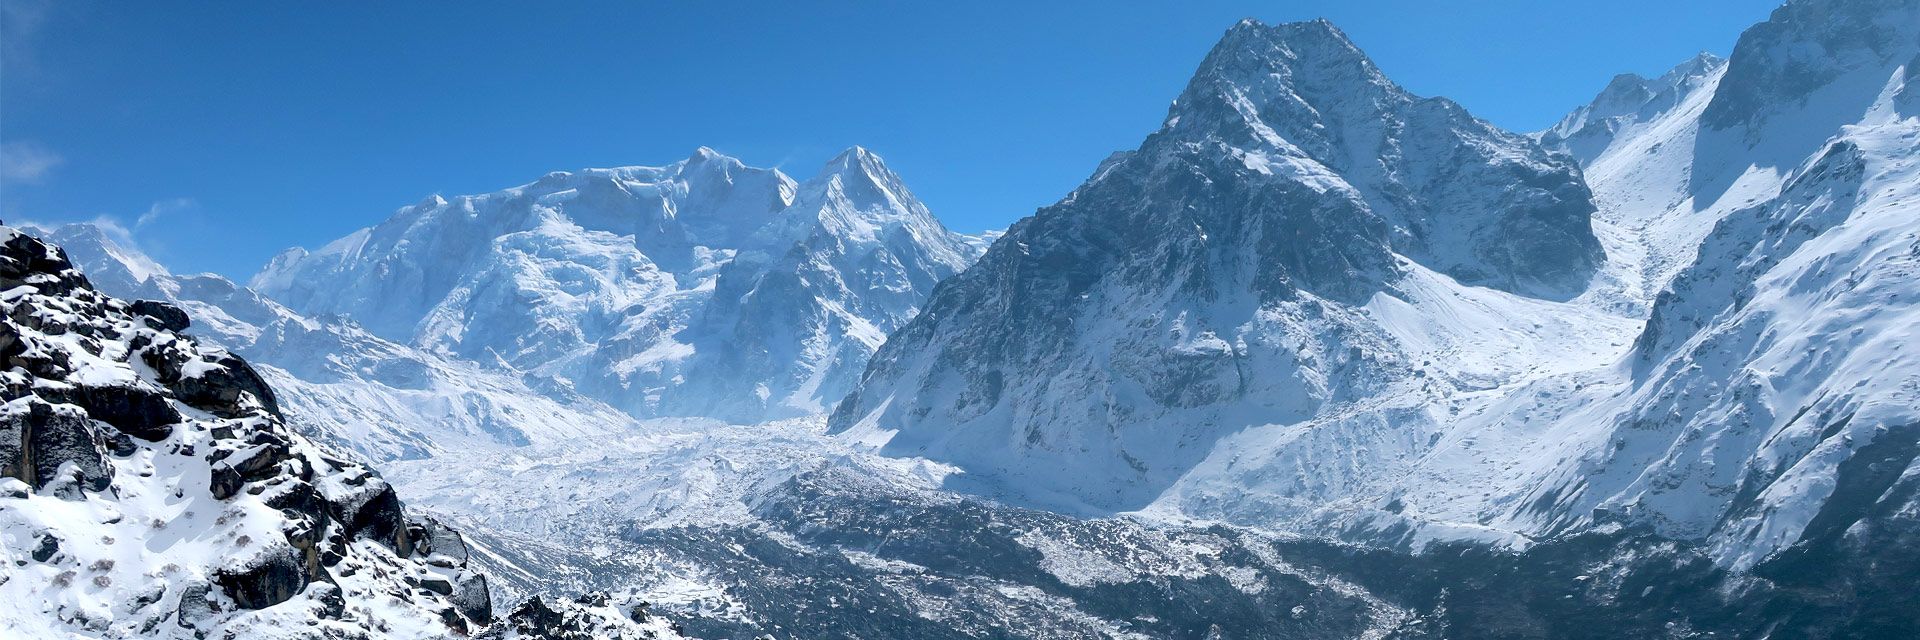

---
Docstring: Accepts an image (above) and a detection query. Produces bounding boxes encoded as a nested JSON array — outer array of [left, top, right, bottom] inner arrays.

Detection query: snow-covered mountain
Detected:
[[15, 1, 1920, 636], [30, 223, 638, 463], [1535, 52, 1725, 168], [1516, 0, 1920, 569], [836, 0, 1920, 597], [253, 148, 984, 423], [832, 18, 1611, 515]]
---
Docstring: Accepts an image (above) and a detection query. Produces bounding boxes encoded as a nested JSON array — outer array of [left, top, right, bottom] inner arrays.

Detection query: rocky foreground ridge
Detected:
[[0, 223, 682, 639]]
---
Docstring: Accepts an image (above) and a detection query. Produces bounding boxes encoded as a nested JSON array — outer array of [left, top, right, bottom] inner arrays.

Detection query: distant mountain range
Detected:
[[252, 147, 986, 425], [9, 0, 1920, 636]]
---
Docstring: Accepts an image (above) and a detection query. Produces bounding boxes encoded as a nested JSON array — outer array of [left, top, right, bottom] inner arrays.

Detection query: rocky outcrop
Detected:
[[129, 299, 191, 332], [0, 399, 111, 494], [0, 224, 507, 638], [480, 592, 683, 640], [70, 381, 180, 441]]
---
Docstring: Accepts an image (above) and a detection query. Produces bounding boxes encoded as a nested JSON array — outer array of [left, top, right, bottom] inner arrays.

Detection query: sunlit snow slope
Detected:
[[254, 148, 984, 424]]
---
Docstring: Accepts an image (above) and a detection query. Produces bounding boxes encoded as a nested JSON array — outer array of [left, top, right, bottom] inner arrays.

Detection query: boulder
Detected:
[[212, 543, 309, 610], [174, 581, 214, 630], [0, 231, 89, 294], [128, 299, 191, 332], [71, 382, 179, 441], [453, 573, 494, 626], [167, 353, 282, 419], [0, 399, 111, 494]]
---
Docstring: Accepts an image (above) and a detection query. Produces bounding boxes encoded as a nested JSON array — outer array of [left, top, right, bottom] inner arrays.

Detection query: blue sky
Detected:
[[2, 0, 1780, 279]]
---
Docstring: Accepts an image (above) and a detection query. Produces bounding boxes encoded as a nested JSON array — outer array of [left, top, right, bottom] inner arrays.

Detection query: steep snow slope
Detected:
[[1316, 0, 1920, 567], [0, 225, 495, 638], [1514, 0, 1920, 569], [254, 148, 982, 423], [32, 223, 637, 463], [832, 18, 1610, 515], [1536, 53, 1725, 168]]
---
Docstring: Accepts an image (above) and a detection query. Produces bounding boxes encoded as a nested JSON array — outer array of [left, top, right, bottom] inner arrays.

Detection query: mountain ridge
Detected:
[[253, 147, 987, 424]]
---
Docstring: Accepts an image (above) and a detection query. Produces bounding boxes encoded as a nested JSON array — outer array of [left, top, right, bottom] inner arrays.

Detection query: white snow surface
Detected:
[[34, 223, 640, 464], [252, 147, 983, 424]]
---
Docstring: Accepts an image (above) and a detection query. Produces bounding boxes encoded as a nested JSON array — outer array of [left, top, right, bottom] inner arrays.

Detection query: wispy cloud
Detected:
[[1, 0, 56, 75], [83, 214, 136, 245], [7, 197, 195, 265], [0, 140, 64, 184], [137, 197, 197, 229]]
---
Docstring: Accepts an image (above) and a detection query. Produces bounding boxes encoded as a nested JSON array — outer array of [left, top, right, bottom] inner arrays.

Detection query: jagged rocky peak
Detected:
[[829, 18, 1602, 513], [1164, 18, 1396, 147], [1702, 0, 1920, 131], [657, 146, 982, 421], [764, 145, 975, 267], [1537, 52, 1727, 165], [1163, 17, 1604, 298], [1591, 73, 1659, 113], [0, 224, 497, 637], [801, 146, 935, 233]]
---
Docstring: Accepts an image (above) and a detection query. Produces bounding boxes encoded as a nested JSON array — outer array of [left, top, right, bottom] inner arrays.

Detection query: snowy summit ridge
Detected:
[[253, 147, 984, 424]]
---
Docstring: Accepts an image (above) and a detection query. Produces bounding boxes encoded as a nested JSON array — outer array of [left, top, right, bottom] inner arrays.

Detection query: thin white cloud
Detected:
[[1, 0, 55, 75], [84, 214, 136, 245], [137, 197, 197, 229], [0, 140, 63, 184]]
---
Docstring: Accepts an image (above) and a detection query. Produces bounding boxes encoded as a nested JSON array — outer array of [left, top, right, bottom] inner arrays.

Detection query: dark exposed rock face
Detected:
[[128, 299, 191, 332], [0, 399, 111, 494], [212, 544, 309, 610], [453, 573, 495, 625], [0, 228, 91, 294], [30, 533, 60, 562], [70, 382, 179, 441], [140, 342, 283, 419], [1700, 0, 1920, 132], [479, 593, 677, 640]]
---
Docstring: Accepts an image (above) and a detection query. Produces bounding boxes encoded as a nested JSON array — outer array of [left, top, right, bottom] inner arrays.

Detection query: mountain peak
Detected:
[[803, 146, 926, 220], [1163, 16, 1394, 147], [35, 222, 170, 285], [1702, 0, 1919, 130], [1670, 51, 1724, 76], [682, 145, 749, 172], [1222, 17, 1347, 44], [1205, 17, 1369, 76], [817, 145, 893, 183]]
